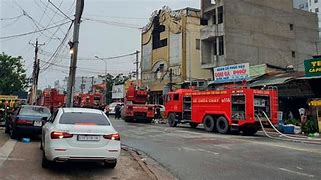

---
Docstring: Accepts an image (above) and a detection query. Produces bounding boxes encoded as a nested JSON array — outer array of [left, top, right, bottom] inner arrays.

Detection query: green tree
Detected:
[[99, 73, 130, 104], [0, 53, 28, 95]]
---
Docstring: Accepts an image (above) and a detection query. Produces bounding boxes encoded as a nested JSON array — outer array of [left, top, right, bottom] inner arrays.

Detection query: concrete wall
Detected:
[[141, 7, 211, 91], [201, 0, 319, 71]]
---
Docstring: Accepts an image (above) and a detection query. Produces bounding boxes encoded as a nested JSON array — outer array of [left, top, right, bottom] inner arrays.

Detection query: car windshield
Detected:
[[59, 112, 110, 125], [19, 106, 51, 117]]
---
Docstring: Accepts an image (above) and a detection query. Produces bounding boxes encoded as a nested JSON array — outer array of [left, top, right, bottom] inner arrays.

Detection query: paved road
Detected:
[[0, 128, 150, 180], [111, 118, 321, 180]]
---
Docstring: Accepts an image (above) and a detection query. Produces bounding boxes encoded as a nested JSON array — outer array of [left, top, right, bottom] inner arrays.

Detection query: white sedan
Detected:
[[41, 108, 120, 169]]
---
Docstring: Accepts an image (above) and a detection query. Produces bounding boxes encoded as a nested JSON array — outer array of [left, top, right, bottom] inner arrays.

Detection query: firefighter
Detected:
[[115, 104, 121, 119], [104, 105, 110, 117]]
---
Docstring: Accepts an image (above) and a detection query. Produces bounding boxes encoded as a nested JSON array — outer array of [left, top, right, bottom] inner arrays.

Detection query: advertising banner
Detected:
[[213, 63, 250, 83], [304, 58, 321, 77], [112, 84, 124, 99]]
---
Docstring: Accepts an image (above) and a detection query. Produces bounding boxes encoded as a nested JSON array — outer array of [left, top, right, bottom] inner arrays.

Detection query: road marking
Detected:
[[0, 139, 17, 167], [278, 168, 314, 178], [0, 157, 24, 161], [181, 147, 219, 155]]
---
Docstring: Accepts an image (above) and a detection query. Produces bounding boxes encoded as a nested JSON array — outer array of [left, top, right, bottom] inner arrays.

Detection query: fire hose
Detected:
[[256, 111, 321, 145]]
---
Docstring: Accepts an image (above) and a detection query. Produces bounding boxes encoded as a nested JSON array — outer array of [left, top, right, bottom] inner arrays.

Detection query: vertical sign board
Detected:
[[112, 85, 124, 99], [304, 58, 321, 77], [213, 63, 250, 83]]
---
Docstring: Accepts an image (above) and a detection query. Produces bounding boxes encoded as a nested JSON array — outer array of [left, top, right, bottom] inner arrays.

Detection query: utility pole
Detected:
[[81, 76, 84, 93], [29, 39, 44, 105], [66, 0, 84, 107], [134, 50, 140, 85], [169, 68, 173, 91]]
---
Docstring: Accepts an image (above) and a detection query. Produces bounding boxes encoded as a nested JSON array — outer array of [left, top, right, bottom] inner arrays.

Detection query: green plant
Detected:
[[302, 118, 318, 134], [285, 119, 300, 126]]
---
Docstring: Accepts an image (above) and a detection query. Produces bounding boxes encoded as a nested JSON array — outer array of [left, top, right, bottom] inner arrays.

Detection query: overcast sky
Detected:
[[0, 0, 199, 89]]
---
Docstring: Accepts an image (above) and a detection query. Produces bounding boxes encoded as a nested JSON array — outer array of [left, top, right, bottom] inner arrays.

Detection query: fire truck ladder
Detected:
[[183, 96, 191, 120]]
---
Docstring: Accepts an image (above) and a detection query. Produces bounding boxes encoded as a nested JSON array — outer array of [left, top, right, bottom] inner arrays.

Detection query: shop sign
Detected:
[[112, 85, 124, 99], [309, 99, 321, 107], [0, 95, 18, 101], [213, 63, 250, 83], [304, 58, 321, 77]]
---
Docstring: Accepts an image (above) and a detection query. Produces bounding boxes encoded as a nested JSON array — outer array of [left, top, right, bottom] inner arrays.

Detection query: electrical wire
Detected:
[[83, 17, 143, 30], [40, 21, 74, 72], [48, 0, 73, 21], [0, 14, 24, 21], [0, 21, 71, 40]]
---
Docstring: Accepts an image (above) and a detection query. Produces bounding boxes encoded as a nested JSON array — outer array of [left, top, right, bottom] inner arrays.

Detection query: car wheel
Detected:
[[203, 115, 215, 132], [42, 151, 51, 169], [168, 113, 177, 127], [104, 160, 117, 169], [242, 127, 258, 136], [189, 122, 198, 128], [216, 116, 229, 134]]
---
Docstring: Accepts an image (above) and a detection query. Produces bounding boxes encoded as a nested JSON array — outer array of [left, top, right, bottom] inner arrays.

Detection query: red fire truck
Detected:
[[165, 88, 278, 135], [73, 93, 103, 108], [122, 84, 155, 123], [38, 88, 65, 112]]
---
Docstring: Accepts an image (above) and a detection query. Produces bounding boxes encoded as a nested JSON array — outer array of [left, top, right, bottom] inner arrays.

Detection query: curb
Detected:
[[122, 146, 158, 180]]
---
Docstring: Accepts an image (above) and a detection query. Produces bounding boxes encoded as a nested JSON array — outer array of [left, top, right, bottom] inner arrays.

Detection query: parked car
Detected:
[[41, 108, 120, 169], [5, 105, 51, 139], [108, 102, 124, 115]]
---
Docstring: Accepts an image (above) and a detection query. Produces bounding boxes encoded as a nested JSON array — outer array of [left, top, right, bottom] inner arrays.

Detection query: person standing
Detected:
[[104, 105, 110, 117], [115, 104, 121, 119]]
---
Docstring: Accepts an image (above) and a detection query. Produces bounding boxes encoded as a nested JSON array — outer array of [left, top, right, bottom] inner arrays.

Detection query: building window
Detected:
[[218, 6, 224, 24], [213, 38, 217, 55], [196, 39, 200, 50], [289, 24, 294, 30], [219, 36, 224, 55], [316, 8, 319, 13], [292, 51, 296, 58], [315, 0, 318, 3], [212, 9, 216, 25]]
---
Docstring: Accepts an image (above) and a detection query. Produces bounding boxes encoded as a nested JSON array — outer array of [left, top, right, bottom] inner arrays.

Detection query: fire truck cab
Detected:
[[165, 88, 278, 135]]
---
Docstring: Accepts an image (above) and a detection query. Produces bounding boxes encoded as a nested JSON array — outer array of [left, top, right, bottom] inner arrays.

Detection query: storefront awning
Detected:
[[249, 77, 293, 87]]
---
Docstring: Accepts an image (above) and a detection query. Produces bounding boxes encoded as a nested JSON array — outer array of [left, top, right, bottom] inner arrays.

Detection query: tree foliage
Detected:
[[0, 53, 28, 95], [99, 73, 130, 104]]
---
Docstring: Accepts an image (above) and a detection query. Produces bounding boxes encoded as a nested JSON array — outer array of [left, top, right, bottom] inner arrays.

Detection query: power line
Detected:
[[40, 21, 74, 72], [83, 17, 143, 29], [0, 14, 24, 21], [48, 0, 73, 21], [0, 21, 71, 39]]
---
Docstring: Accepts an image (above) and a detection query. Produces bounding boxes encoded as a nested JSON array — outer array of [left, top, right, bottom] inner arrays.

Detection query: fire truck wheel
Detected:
[[168, 113, 178, 127], [189, 122, 198, 128], [242, 127, 258, 136], [203, 115, 215, 132], [216, 116, 229, 134]]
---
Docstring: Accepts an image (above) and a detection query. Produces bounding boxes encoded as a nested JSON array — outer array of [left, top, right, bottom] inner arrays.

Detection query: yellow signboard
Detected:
[[309, 99, 321, 107], [0, 95, 18, 101]]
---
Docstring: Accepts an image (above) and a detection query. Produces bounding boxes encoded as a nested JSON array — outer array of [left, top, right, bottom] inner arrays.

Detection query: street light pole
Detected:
[[94, 56, 107, 104]]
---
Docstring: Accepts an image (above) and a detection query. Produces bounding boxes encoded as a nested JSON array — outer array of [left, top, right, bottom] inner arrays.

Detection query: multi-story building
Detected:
[[308, 0, 321, 36], [200, 0, 319, 72], [293, 0, 309, 10], [141, 7, 211, 104]]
